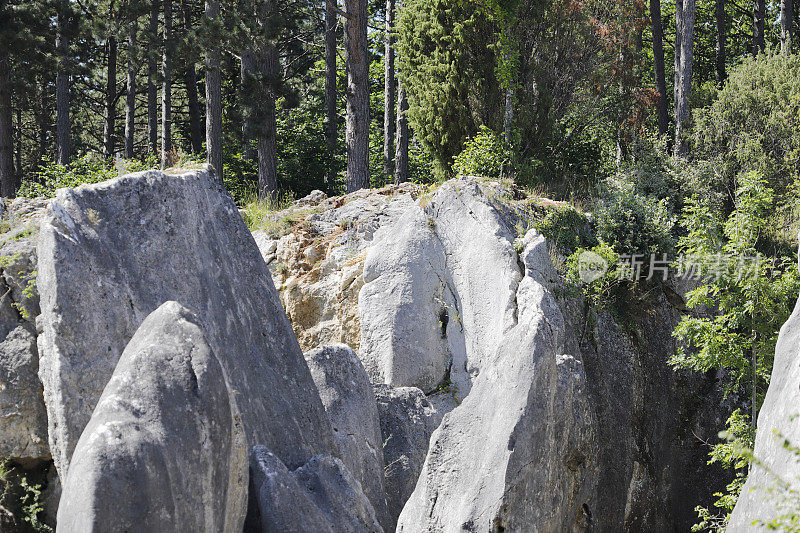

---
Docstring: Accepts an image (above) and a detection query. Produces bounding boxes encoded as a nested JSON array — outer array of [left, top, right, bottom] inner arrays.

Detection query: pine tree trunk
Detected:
[[383, 0, 396, 181], [104, 31, 118, 159], [183, 4, 202, 154], [782, 0, 794, 54], [241, 49, 257, 162], [754, 0, 766, 54], [148, 0, 158, 155], [673, 0, 682, 110], [674, 0, 695, 157], [394, 79, 409, 185], [324, 0, 338, 186], [716, 0, 726, 82], [125, 26, 137, 159], [0, 47, 15, 197], [205, 0, 223, 181], [650, 0, 669, 136], [257, 45, 279, 198], [56, 0, 71, 165], [161, 0, 172, 168], [344, 0, 370, 192], [256, 0, 278, 197], [14, 108, 21, 180]]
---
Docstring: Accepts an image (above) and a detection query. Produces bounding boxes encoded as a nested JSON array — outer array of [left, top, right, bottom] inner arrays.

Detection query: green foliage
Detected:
[[671, 173, 799, 401], [452, 126, 514, 179], [18, 156, 118, 198], [692, 411, 754, 532], [595, 178, 676, 259], [692, 52, 800, 202], [0, 460, 52, 532], [223, 150, 259, 206], [534, 205, 596, 256], [564, 242, 626, 307]]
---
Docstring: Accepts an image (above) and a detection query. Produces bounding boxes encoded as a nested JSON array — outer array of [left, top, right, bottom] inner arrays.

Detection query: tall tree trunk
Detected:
[[125, 25, 137, 159], [344, 0, 369, 192], [104, 24, 118, 159], [394, 79, 409, 184], [148, 0, 158, 155], [673, 0, 683, 110], [161, 0, 172, 168], [675, 0, 695, 157], [716, 0, 726, 82], [650, 0, 669, 137], [254, 0, 278, 197], [56, 0, 71, 165], [205, 0, 223, 180], [183, 3, 202, 154], [256, 44, 279, 198], [324, 0, 338, 186], [383, 0, 395, 181], [0, 47, 15, 197], [37, 97, 47, 162], [241, 49, 257, 162], [14, 108, 21, 180], [782, 0, 794, 54], [754, 0, 766, 54]]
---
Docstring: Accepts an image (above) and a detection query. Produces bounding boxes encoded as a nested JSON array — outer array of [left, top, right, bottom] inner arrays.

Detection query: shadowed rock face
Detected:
[[373, 384, 442, 524], [57, 302, 247, 533], [730, 275, 800, 530], [304, 344, 393, 531], [245, 446, 383, 533], [37, 168, 336, 479], [0, 198, 49, 461]]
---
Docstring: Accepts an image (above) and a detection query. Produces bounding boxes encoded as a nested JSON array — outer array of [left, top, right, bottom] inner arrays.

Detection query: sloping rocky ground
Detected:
[[0, 169, 741, 531]]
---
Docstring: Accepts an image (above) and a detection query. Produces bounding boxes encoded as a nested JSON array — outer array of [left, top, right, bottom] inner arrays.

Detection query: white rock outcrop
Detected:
[[37, 168, 336, 479], [57, 302, 247, 532]]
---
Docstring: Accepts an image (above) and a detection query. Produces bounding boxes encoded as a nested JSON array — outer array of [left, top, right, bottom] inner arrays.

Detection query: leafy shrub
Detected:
[[0, 460, 52, 532], [692, 52, 800, 200], [18, 156, 118, 198], [453, 126, 514, 179], [692, 410, 753, 532], [595, 179, 676, 259], [564, 242, 627, 307], [534, 205, 596, 255]]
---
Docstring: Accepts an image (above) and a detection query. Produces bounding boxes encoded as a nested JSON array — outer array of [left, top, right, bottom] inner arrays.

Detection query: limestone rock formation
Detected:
[[37, 168, 336, 478], [0, 197, 49, 460], [304, 344, 392, 531], [729, 286, 800, 529], [256, 182, 424, 353], [397, 230, 597, 532], [373, 384, 442, 523], [359, 206, 450, 392], [259, 177, 729, 530], [56, 302, 247, 533], [245, 446, 383, 533]]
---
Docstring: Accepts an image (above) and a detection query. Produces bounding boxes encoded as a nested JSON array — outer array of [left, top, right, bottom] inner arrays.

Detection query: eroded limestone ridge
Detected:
[[0, 172, 734, 531]]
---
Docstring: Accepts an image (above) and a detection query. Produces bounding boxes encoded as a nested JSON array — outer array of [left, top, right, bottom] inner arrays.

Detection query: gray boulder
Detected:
[[729, 291, 800, 529], [373, 384, 442, 523], [37, 168, 336, 478], [304, 344, 392, 531], [56, 301, 248, 533], [359, 206, 451, 393], [397, 231, 597, 532], [0, 201, 49, 461], [245, 446, 383, 533]]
